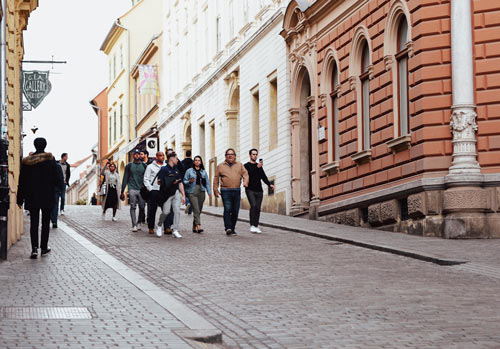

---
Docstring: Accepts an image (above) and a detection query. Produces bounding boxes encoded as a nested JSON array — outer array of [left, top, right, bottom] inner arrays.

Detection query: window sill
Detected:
[[351, 149, 372, 165], [321, 161, 340, 175], [386, 135, 411, 153]]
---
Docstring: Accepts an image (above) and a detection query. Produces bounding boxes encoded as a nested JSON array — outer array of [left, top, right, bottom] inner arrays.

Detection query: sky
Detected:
[[22, 0, 131, 163]]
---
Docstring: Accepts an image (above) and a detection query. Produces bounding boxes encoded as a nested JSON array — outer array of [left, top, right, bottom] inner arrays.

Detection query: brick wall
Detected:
[[315, 0, 458, 203]]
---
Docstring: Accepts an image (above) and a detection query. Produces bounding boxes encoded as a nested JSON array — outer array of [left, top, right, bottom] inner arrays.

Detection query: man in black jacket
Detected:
[[244, 149, 274, 234], [56, 153, 71, 215], [17, 138, 64, 259]]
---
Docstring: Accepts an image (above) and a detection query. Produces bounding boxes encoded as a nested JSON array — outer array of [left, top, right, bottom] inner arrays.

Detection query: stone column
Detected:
[[448, 0, 481, 179], [289, 108, 301, 211], [307, 95, 320, 219], [225, 109, 238, 152]]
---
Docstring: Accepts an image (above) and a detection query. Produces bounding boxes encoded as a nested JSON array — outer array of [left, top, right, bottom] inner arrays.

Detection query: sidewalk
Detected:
[[0, 216, 221, 349], [203, 206, 500, 270]]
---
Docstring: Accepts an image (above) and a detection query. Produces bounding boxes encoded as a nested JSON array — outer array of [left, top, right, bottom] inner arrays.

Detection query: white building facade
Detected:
[[159, 0, 291, 214]]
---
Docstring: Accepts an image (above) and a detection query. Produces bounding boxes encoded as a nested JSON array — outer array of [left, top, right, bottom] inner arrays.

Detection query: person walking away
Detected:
[[213, 148, 248, 236], [50, 164, 65, 228], [91, 193, 98, 205], [17, 138, 64, 259], [183, 155, 211, 233], [121, 149, 146, 232], [56, 152, 71, 215], [244, 149, 274, 233], [102, 163, 120, 220], [181, 150, 193, 215], [156, 152, 185, 238], [144, 151, 165, 234]]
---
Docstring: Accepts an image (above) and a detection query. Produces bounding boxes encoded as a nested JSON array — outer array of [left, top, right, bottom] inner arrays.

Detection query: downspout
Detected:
[[447, 0, 481, 181]]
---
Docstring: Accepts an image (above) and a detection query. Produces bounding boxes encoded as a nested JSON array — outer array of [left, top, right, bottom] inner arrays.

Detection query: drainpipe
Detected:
[[0, 0, 8, 260], [447, 0, 482, 181]]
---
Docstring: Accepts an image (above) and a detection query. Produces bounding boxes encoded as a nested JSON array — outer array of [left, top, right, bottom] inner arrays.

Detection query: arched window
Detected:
[[396, 18, 409, 136], [330, 64, 339, 160], [360, 42, 371, 150]]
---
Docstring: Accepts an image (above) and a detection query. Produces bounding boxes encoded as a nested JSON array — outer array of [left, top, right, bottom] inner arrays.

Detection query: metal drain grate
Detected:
[[1, 307, 93, 319]]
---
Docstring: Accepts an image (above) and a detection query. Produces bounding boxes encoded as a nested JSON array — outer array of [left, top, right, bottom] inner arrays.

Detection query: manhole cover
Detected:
[[1, 307, 93, 319]]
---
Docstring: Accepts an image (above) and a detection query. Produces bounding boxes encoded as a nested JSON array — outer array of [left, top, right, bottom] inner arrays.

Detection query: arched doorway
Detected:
[[290, 66, 313, 215], [182, 118, 192, 158]]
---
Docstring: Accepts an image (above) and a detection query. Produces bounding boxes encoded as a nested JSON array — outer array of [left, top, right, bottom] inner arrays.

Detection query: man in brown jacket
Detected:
[[213, 148, 249, 236]]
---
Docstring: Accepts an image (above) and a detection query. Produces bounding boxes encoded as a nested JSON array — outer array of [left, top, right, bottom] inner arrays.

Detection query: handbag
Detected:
[[140, 185, 150, 201]]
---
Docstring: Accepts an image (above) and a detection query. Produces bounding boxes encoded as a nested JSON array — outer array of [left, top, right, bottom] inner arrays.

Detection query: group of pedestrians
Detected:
[[17, 138, 70, 259], [102, 146, 273, 239], [17, 137, 274, 259]]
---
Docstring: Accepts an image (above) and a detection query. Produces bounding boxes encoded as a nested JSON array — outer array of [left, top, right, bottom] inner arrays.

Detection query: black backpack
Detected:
[[158, 174, 178, 204]]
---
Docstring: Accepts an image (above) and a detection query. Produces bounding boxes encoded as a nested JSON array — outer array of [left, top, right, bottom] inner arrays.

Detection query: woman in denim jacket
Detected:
[[183, 155, 211, 233]]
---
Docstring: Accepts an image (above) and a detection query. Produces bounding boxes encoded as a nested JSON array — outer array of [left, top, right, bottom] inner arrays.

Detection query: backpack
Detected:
[[158, 173, 178, 204]]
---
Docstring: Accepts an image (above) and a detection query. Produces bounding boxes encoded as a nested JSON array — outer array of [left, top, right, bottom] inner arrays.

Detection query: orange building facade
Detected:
[[282, 0, 500, 238], [90, 88, 108, 166]]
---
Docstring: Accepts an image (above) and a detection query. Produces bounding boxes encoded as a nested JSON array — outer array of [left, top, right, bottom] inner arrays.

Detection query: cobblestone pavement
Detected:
[[57, 206, 500, 348], [0, 215, 195, 349]]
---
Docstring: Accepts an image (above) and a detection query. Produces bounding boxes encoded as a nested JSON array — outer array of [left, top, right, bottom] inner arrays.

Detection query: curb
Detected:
[[202, 211, 467, 266], [59, 220, 223, 345]]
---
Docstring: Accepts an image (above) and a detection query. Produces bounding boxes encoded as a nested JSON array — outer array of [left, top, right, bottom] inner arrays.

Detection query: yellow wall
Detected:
[[6, 0, 38, 248]]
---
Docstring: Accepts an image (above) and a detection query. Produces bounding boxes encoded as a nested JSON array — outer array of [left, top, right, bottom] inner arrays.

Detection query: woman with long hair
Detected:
[[183, 155, 211, 233], [101, 162, 121, 221]]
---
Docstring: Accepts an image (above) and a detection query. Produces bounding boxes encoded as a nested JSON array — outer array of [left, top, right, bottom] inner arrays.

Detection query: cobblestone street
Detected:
[[2, 205, 500, 348]]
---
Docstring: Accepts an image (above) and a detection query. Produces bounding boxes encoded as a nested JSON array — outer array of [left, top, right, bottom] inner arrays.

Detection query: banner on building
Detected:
[[22, 70, 52, 109], [138, 65, 159, 96], [146, 137, 158, 154]]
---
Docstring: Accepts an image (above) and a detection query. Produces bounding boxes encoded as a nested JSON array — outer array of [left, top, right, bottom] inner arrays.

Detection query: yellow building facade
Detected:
[[100, 0, 161, 178], [5, 0, 38, 249]]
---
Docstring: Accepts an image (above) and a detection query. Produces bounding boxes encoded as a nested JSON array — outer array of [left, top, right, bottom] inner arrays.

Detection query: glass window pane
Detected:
[[399, 56, 409, 135], [333, 96, 339, 161], [362, 43, 370, 73], [362, 78, 370, 149], [398, 19, 408, 52]]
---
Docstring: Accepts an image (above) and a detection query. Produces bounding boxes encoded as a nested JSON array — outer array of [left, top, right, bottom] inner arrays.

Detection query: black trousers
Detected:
[[29, 207, 51, 251], [246, 190, 263, 227], [147, 190, 161, 230]]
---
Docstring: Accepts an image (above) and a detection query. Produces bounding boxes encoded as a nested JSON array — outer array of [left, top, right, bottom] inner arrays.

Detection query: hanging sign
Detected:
[[22, 70, 52, 109], [138, 65, 159, 96]]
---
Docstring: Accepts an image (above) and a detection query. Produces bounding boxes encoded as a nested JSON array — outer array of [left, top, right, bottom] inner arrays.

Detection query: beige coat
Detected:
[[213, 161, 249, 191]]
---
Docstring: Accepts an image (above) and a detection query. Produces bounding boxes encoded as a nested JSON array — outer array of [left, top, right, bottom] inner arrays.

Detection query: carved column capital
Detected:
[[348, 76, 357, 91], [319, 94, 327, 108], [383, 55, 393, 71], [289, 108, 300, 126]]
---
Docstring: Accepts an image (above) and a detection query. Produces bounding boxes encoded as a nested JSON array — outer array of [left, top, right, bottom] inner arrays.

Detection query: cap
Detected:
[[133, 149, 141, 154]]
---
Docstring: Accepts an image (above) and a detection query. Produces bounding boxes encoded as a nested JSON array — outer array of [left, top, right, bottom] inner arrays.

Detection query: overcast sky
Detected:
[[22, 0, 131, 162]]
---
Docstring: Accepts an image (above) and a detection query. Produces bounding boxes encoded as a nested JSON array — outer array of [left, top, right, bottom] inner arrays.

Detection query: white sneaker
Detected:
[[155, 225, 163, 237], [172, 230, 182, 239], [60, 210, 65, 216], [250, 226, 262, 234], [137, 223, 142, 231], [255, 226, 262, 234], [132, 226, 138, 232], [112, 217, 117, 222]]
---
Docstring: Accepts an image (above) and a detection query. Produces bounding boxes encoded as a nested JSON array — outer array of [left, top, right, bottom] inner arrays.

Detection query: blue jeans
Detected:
[[221, 189, 241, 231], [51, 190, 63, 223]]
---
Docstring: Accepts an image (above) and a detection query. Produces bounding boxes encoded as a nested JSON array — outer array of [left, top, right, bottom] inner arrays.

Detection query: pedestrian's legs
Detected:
[[40, 207, 51, 250], [188, 185, 205, 226], [51, 191, 61, 223], [112, 206, 117, 217], [231, 190, 241, 231], [247, 190, 263, 227], [29, 208, 40, 250], [171, 191, 181, 231], [138, 196, 146, 224], [158, 195, 174, 226], [164, 208, 174, 230], [128, 189, 140, 227], [147, 191, 159, 230], [254, 191, 263, 227], [220, 190, 233, 231], [60, 186, 66, 211]]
